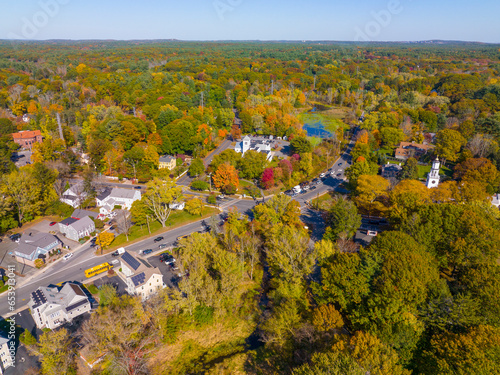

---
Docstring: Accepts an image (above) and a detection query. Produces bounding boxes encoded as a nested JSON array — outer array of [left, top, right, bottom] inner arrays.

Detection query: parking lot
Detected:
[[146, 253, 180, 288]]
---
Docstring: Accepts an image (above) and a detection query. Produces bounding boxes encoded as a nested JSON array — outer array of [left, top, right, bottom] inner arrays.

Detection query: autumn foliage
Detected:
[[212, 163, 239, 193]]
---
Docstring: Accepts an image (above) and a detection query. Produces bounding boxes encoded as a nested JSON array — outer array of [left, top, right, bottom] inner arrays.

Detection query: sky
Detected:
[[0, 0, 499, 43]]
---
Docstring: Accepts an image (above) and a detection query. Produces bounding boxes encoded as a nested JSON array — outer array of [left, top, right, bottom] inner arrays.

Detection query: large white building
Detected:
[[426, 158, 441, 188], [96, 188, 141, 215], [28, 283, 91, 330], [234, 135, 273, 161], [118, 251, 164, 301]]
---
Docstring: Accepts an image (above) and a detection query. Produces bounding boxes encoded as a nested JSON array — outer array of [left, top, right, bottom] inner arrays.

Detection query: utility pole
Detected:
[[313, 74, 316, 91]]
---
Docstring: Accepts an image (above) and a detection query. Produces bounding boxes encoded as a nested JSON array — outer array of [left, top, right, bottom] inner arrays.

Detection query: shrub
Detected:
[[207, 194, 217, 205], [45, 201, 73, 218], [19, 329, 37, 346], [191, 180, 209, 191]]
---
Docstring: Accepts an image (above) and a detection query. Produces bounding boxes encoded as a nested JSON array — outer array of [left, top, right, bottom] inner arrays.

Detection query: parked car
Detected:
[[9, 233, 21, 242], [319, 173, 326, 178], [367, 230, 378, 236], [63, 253, 73, 261], [154, 236, 164, 243], [134, 186, 142, 189], [49, 221, 57, 226], [160, 254, 176, 264], [142, 249, 153, 255]]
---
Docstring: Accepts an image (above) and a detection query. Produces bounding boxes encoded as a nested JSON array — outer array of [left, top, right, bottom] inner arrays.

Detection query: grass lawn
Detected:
[[418, 164, 453, 179], [108, 207, 219, 250], [84, 284, 99, 295], [311, 191, 336, 211], [308, 136, 323, 147]]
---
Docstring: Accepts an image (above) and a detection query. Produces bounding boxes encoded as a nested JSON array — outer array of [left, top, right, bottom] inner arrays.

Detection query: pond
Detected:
[[299, 111, 345, 139]]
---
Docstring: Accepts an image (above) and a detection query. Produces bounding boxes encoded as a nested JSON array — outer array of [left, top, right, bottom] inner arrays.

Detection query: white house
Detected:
[[118, 251, 164, 301], [28, 283, 91, 330], [60, 182, 87, 208], [96, 188, 141, 215], [490, 193, 500, 208], [234, 135, 273, 161], [0, 334, 14, 374], [59, 216, 95, 241], [170, 202, 185, 210]]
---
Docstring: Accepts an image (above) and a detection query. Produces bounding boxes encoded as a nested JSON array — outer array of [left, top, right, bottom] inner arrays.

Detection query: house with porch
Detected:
[[159, 155, 176, 170], [14, 231, 62, 267]]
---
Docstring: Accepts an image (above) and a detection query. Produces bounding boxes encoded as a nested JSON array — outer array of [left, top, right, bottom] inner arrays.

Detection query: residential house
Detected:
[[234, 135, 273, 161], [11, 130, 42, 149], [14, 231, 62, 267], [158, 155, 176, 170], [381, 163, 402, 179], [60, 182, 87, 208], [170, 202, 185, 210], [118, 251, 164, 300], [394, 142, 435, 161], [59, 216, 95, 242], [96, 187, 141, 216], [28, 283, 91, 330], [0, 333, 14, 374]]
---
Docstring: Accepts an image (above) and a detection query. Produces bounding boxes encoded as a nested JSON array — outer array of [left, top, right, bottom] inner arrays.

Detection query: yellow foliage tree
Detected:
[[185, 198, 204, 216], [312, 304, 344, 332], [96, 232, 115, 249], [355, 175, 390, 215]]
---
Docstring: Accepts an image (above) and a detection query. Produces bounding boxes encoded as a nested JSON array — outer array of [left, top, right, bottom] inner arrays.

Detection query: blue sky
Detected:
[[1, 0, 499, 42]]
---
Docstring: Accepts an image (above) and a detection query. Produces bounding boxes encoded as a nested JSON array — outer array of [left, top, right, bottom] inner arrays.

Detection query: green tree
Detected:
[[399, 157, 418, 180], [238, 150, 267, 179], [325, 196, 361, 240], [290, 136, 312, 154], [188, 158, 205, 177]]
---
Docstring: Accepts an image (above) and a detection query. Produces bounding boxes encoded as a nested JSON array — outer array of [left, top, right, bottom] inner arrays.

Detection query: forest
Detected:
[[1, 40, 500, 374]]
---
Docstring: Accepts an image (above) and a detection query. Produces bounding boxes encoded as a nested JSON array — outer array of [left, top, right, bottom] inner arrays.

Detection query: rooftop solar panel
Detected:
[[131, 272, 146, 287], [121, 251, 141, 270], [66, 299, 89, 312]]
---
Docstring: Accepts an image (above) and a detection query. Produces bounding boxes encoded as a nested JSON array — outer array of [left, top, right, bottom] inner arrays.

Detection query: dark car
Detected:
[[134, 186, 142, 189], [49, 221, 57, 226], [158, 243, 168, 249], [9, 233, 21, 242], [142, 249, 153, 255], [154, 236, 164, 243], [160, 254, 175, 264]]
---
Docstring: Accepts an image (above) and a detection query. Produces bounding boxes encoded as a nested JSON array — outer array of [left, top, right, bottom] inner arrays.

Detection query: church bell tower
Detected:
[[426, 158, 441, 188]]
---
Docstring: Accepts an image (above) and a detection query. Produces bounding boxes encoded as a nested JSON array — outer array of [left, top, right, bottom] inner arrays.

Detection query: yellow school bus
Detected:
[[85, 262, 113, 278]]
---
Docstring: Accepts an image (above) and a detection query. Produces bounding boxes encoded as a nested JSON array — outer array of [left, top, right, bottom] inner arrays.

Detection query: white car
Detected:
[[63, 253, 73, 261], [319, 173, 326, 178]]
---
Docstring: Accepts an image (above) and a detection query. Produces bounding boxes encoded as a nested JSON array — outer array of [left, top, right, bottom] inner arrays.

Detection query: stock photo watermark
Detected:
[[7, 265, 17, 368], [213, 0, 244, 21], [354, 0, 409, 42], [7, 0, 70, 40]]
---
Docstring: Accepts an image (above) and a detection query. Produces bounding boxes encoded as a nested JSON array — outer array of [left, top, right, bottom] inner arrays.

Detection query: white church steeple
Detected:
[[426, 158, 441, 188]]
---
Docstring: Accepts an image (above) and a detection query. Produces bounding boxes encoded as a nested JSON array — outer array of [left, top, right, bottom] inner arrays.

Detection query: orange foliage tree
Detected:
[[213, 162, 239, 193]]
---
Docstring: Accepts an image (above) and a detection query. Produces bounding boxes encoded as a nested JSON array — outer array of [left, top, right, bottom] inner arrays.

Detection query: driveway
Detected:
[[146, 254, 179, 288]]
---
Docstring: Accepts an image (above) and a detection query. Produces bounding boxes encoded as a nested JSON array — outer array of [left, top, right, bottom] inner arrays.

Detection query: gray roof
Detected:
[[110, 188, 136, 200], [60, 217, 78, 226], [31, 283, 89, 311], [16, 232, 60, 255], [72, 209, 98, 219], [69, 216, 94, 232], [159, 155, 175, 163], [96, 188, 112, 201]]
